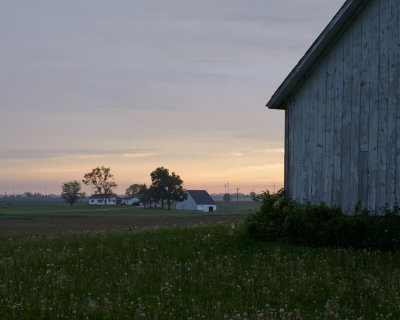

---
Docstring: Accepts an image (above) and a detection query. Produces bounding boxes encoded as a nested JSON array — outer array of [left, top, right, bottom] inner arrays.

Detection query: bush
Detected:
[[246, 189, 400, 251]]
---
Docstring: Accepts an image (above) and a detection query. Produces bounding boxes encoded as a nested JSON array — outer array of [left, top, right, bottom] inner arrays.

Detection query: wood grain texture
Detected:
[[386, 0, 398, 209], [376, 0, 389, 213], [283, 0, 399, 214], [367, 0, 380, 212], [351, 16, 362, 213]]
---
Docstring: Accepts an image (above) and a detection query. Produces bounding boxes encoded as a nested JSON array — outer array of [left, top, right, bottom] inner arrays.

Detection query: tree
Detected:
[[125, 184, 144, 196], [223, 193, 231, 202], [249, 192, 257, 199], [165, 171, 187, 210], [82, 166, 117, 206], [150, 167, 187, 210], [150, 167, 169, 208], [61, 181, 82, 206], [137, 184, 159, 208]]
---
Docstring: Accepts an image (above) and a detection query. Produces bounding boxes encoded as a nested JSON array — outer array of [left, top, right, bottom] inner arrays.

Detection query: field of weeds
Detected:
[[0, 223, 399, 319]]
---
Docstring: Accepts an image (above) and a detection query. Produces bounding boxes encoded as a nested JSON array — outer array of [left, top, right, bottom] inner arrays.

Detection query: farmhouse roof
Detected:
[[187, 190, 216, 205], [266, 0, 368, 110]]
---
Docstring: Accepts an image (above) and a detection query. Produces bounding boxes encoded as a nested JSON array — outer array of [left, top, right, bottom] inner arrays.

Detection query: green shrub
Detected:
[[246, 189, 400, 251]]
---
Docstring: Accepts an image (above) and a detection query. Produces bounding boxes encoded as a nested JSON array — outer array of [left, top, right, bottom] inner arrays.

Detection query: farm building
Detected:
[[120, 196, 140, 206], [88, 194, 117, 205], [267, 0, 400, 214], [176, 190, 216, 212]]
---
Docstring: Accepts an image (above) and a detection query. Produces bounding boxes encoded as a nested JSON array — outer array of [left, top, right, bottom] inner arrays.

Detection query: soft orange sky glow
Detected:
[[1, 139, 285, 195]]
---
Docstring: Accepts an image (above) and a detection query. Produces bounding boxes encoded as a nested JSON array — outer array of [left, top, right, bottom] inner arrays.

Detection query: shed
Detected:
[[267, 0, 400, 213], [176, 190, 217, 212]]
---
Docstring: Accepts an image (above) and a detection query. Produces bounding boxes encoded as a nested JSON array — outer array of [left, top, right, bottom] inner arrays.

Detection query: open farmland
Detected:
[[0, 200, 258, 237]]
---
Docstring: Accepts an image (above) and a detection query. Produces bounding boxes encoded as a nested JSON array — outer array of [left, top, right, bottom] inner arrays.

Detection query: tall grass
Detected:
[[0, 224, 399, 319]]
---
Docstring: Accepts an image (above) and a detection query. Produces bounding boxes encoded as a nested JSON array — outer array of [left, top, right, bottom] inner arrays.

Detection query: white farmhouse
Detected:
[[176, 190, 216, 212], [88, 194, 117, 205]]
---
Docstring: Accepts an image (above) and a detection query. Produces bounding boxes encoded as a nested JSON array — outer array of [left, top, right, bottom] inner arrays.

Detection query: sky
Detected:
[[0, 0, 345, 195]]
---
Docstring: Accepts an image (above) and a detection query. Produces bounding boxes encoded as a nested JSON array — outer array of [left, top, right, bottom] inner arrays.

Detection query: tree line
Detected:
[[61, 166, 187, 210]]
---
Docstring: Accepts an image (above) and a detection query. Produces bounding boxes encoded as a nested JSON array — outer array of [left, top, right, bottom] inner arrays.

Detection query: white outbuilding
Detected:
[[88, 194, 117, 205], [176, 190, 216, 212]]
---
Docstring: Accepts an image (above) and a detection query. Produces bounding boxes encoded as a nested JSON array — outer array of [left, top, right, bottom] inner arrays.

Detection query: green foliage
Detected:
[[150, 167, 187, 210], [246, 189, 400, 251], [136, 184, 159, 208], [125, 184, 144, 196], [61, 181, 82, 206], [82, 166, 117, 205]]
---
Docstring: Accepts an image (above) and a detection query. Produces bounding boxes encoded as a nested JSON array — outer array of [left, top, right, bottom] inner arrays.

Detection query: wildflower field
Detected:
[[1, 223, 400, 319]]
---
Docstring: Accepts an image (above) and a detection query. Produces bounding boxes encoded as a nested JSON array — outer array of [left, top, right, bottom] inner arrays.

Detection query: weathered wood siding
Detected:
[[285, 0, 400, 214]]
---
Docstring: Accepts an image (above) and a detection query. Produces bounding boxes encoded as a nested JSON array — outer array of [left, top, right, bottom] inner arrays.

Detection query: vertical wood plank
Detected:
[[341, 29, 353, 213], [368, 0, 380, 213], [386, 0, 398, 209], [299, 86, 308, 202], [360, 3, 372, 153], [351, 17, 362, 211], [333, 39, 344, 208], [303, 81, 312, 201], [288, 100, 295, 199], [309, 70, 319, 204], [284, 108, 290, 194], [292, 98, 301, 201], [397, 0, 400, 207], [290, 105, 295, 199], [295, 89, 303, 200], [300, 81, 310, 202], [317, 61, 327, 204], [324, 50, 336, 206], [377, 0, 389, 214], [359, 2, 373, 208]]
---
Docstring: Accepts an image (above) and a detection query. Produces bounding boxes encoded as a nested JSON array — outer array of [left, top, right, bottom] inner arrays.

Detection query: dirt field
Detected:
[[0, 215, 247, 237]]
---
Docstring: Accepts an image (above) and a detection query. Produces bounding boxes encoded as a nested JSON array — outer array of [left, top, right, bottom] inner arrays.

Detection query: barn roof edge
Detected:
[[266, 0, 369, 110]]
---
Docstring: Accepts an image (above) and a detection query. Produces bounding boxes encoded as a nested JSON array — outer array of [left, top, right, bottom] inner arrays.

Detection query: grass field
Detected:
[[0, 223, 399, 319], [0, 199, 260, 220], [0, 200, 399, 319]]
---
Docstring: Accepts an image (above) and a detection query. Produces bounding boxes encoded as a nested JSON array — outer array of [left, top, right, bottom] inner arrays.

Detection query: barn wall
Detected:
[[285, 0, 400, 213], [175, 195, 197, 210]]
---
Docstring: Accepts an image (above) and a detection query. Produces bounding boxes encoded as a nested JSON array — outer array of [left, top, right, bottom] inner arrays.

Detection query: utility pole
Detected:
[[224, 182, 230, 194], [236, 187, 239, 210]]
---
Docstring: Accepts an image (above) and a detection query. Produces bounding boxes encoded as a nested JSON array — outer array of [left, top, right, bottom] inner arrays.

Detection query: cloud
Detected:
[[250, 148, 285, 154], [0, 149, 156, 160], [214, 152, 246, 157]]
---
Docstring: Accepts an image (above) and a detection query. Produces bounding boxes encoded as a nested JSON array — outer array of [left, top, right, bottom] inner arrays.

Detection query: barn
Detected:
[[267, 0, 400, 214], [175, 190, 217, 212]]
